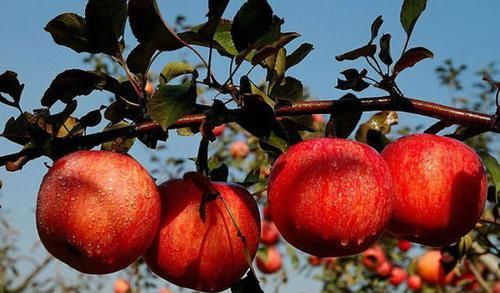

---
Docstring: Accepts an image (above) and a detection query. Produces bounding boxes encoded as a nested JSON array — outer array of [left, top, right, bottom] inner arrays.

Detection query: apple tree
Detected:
[[0, 0, 499, 292]]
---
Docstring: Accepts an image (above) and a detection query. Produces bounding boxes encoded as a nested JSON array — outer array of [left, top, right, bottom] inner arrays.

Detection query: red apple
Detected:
[[397, 239, 412, 252], [268, 138, 393, 257], [230, 140, 250, 159], [381, 134, 487, 246], [389, 267, 407, 286], [157, 288, 172, 293], [145, 81, 154, 96], [256, 246, 282, 274], [417, 250, 454, 285], [261, 220, 280, 245], [36, 150, 161, 274], [407, 275, 422, 290], [362, 245, 386, 270], [213, 124, 225, 137], [144, 178, 260, 292], [263, 204, 272, 221], [375, 261, 392, 277], [308, 255, 323, 267], [493, 282, 500, 293], [114, 278, 131, 293]]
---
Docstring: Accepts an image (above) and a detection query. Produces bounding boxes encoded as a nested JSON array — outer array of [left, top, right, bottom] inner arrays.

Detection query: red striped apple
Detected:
[[36, 150, 161, 274], [268, 138, 393, 256], [382, 134, 487, 246], [144, 178, 260, 292]]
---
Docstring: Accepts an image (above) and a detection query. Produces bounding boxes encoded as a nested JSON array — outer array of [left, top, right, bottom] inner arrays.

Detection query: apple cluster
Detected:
[[35, 133, 487, 292]]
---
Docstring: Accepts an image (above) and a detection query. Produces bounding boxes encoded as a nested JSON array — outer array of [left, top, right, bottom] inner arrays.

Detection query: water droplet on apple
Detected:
[[340, 239, 349, 246], [357, 238, 365, 245]]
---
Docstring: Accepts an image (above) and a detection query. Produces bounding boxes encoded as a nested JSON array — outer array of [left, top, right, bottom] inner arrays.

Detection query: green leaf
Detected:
[[369, 15, 383, 44], [41, 69, 120, 107], [240, 77, 275, 106], [44, 13, 94, 54], [331, 94, 362, 138], [179, 19, 238, 57], [199, 0, 230, 39], [231, 0, 274, 52], [0, 71, 24, 107], [335, 44, 377, 62], [101, 121, 135, 153], [159, 62, 195, 85], [146, 76, 197, 130], [85, 0, 127, 56], [210, 163, 229, 182], [128, 0, 184, 51], [270, 77, 303, 101], [378, 34, 393, 66], [479, 152, 500, 194], [400, 0, 427, 37], [252, 31, 299, 65], [126, 43, 157, 74], [393, 47, 433, 75], [266, 47, 286, 90], [355, 111, 398, 151], [286, 43, 314, 70]]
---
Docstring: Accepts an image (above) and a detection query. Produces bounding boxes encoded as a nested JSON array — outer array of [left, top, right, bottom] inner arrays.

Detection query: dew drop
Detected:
[[340, 239, 349, 246], [357, 238, 365, 245]]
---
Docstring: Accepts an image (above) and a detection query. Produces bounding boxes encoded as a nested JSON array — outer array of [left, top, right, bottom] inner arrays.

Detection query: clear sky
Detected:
[[0, 1, 499, 292]]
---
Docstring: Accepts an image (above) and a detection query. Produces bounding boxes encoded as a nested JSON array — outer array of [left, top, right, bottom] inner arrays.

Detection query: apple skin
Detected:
[[389, 267, 407, 286], [144, 179, 260, 292], [260, 220, 280, 245], [268, 138, 393, 257], [113, 278, 131, 293], [397, 239, 412, 252], [381, 134, 487, 246], [417, 250, 454, 285], [256, 246, 282, 274], [230, 140, 250, 159], [212, 124, 225, 137], [36, 150, 161, 274], [362, 245, 386, 270], [407, 275, 422, 290]]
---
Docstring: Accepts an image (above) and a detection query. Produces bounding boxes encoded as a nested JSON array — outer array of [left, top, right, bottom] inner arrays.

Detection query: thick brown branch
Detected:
[[0, 95, 498, 167]]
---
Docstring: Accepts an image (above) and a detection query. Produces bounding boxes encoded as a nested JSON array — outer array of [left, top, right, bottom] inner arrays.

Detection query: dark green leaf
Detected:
[[146, 76, 197, 130], [128, 0, 184, 51], [335, 44, 376, 62], [237, 169, 260, 188], [266, 47, 286, 90], [378, 34, 393, 66], [0, 71, 24, 107], [252, 31, 299, 65], [199, 0, 230, 39], [2, 115, 29, 145], [286, 43, 314, 70], [479, 152, 500, 194], [210, 163, 229, 182], [85, 0, 127, 56], [80, 108, 103, 127], [240, 76, 275, 106], [331, 94, 362, 138], [393, 47, 433, 75], [41, 69, 120, 107], [369, 15, 383, 44], [400, 0, 427, 37], [335, 68, 370, 92], [179, 19, 239, 57], [45, 100, 78, 133], [44, 13, 94, 53], [159, 62, 195, 85], [231, 0, 274, 52], [126, 43, 157, 74], [270, 77, 303, 101]]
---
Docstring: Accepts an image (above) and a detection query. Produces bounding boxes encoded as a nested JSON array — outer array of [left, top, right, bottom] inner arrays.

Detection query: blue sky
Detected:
[[0, 1, 499, 292]]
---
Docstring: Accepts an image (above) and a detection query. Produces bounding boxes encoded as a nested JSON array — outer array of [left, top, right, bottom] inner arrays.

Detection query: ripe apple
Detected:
[[389, 267, 407, 286], [144, 178, 260, 292], [417, 250, 454, 285], [157, 288, 172, 293], [114, 278, 131, 293], [375, 261, 392, 277], [230, 140, 250, 159], [145, 81, 154, 96], [213, 124, 225, 137], [256, 246, 282, 274], [308, 255, 323, 267], [381, 134, 487, 246], [493, 282, 500, 293], [407, 275, 422, 290], [36, 150, 161, 274], [260, 220, 280, 245], [268, 138, 393, 257], [397, 239, 412, 252], [362, 245, 386, 270]]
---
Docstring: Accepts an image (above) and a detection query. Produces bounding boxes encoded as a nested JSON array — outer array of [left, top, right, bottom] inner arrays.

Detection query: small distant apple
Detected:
[[407, 275, 422, 290], [261, 220, 280, 245], [389, 267, 407, 286], [113, 278, 131, 293], [213, 124, 225, 137], [230, 140, 250, 159], [256, 246, 282, 274]]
